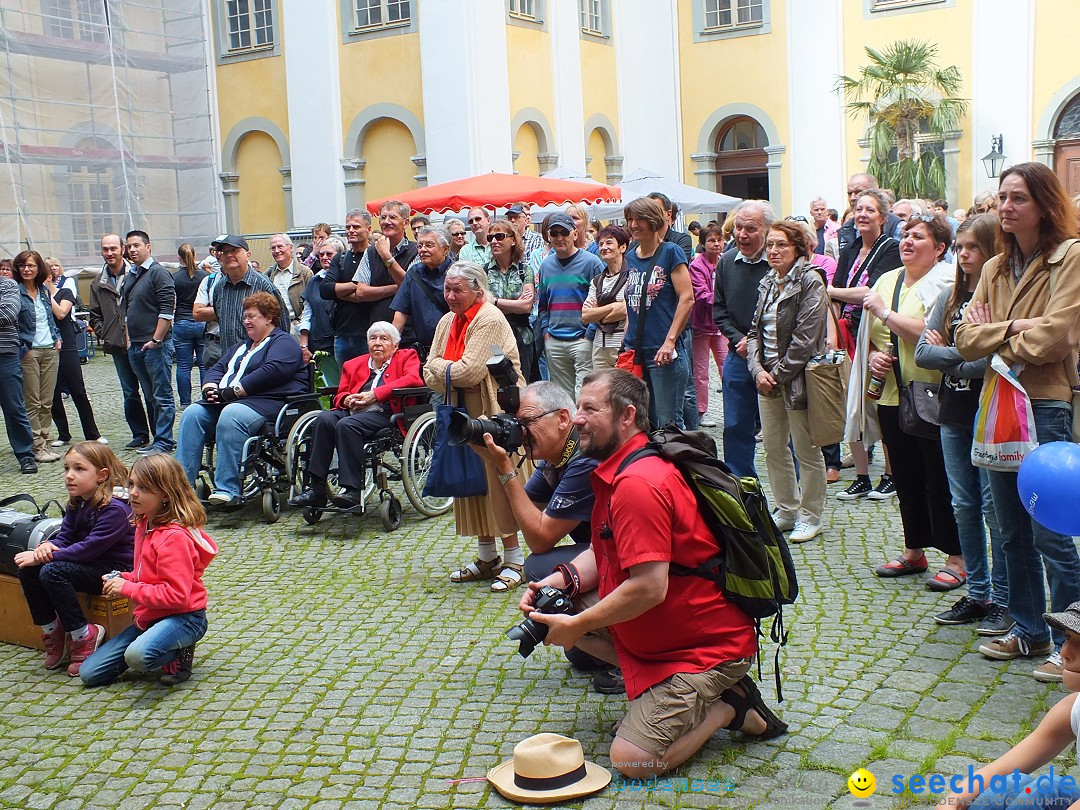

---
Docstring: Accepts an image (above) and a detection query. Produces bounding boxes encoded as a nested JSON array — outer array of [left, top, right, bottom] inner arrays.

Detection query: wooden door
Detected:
[[1054, 139, 1080, 196]]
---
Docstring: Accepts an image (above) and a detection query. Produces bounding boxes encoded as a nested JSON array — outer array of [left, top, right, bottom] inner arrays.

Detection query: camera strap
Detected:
[[555, 430, 578, 469]]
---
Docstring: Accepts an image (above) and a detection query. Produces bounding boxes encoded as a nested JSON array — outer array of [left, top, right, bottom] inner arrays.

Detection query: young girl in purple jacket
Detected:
[[14, 441, 135, 676]]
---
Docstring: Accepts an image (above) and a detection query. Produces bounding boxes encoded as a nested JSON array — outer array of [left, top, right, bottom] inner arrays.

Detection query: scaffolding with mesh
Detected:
[[0, 0, 221, 267]]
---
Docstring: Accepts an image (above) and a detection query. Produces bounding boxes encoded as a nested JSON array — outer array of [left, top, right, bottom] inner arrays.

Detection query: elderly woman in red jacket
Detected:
[[289, 321, 423, 510]]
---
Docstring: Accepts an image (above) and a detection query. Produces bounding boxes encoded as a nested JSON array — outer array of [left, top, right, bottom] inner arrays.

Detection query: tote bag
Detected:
[[423, 365, 488, 498], [971, 354, 1038, 471], [805, 351, 850, 447]]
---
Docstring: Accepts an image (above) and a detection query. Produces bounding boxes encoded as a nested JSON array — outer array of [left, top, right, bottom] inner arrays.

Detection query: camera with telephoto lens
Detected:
[[506, 585, 576, 658], [447, 348, 525, 453]]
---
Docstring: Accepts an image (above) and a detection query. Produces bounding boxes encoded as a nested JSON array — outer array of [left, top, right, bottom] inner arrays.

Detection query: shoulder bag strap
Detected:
[[0, 493, 42, 514], [635, 262, 654, 388], [411, 265, 450, 314], [889, 270, 906, 380]]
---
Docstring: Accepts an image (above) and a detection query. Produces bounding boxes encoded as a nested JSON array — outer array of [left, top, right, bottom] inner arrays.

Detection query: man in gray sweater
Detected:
[[124, 230, 177, 455], [0, 275, 37, 472]]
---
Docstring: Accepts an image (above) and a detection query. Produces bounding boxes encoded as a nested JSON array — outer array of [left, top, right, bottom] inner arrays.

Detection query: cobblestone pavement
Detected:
[[0, 355, 1075, 809]]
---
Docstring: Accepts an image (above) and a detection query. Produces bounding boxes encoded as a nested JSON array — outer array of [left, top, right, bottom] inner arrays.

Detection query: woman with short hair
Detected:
[[581, 224, 629, 372], [290, 322, 423, 510], [177, 291, 308, 508], [747, 222, 829, 543], [425, 261, 529, 592], [957, 162, 1080, 680]]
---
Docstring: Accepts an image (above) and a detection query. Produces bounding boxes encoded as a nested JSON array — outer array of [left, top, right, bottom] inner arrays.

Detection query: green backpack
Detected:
[[615, 425, 799, 699]]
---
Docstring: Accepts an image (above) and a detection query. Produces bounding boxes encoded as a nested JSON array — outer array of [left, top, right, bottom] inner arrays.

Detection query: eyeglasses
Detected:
[[240, 314, 262, 323], [488, 233, 509, 242], [468, 217, 486, 224], [519, 409, 558, 429], [317, 250, 336, 257], [549, 228, 571, 237], [909, 214, 937, 224], [765, 241, 792, 251], [786, 215, 808, 223], [449, 231, 466, 238]]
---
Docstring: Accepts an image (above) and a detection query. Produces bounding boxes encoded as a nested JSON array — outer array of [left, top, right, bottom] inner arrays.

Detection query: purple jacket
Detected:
[[688, 254, 720, 335], [50, 497, 135, 571]]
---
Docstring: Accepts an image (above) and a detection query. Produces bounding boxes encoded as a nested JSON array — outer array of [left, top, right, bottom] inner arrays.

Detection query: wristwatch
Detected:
[[880, 308, 892, 324], [231, 384, 243, 399], [151, 337, 163, 346], [498, 470, 518, 486]]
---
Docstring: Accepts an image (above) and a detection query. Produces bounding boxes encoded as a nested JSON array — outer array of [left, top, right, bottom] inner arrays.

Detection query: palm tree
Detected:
[[837, 40, 968, 199]]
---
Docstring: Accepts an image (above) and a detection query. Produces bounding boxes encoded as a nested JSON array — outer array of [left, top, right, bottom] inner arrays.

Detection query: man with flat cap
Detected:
[[194, 235, 289, 358]]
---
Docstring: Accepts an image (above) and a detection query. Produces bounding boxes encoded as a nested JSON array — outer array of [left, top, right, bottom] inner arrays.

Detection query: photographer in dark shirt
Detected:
[[471, 380, 612, 682]]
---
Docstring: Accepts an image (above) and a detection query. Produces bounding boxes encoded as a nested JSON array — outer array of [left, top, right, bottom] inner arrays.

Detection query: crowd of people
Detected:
[[3, 160, 1079, 802]]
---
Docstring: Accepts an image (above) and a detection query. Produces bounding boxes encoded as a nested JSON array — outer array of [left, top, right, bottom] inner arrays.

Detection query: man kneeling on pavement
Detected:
[[519, 369, 787, 778], [470, 380, 622, 693]]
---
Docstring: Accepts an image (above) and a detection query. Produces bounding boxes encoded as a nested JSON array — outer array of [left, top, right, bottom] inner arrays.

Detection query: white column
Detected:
[[548, 0, 585, 172], [786, 0, 846, 216], [419, 0, 513, 183], [613, 0, 682, 178], [971, 0, 1035, 199], [280, 0, 345, 225]]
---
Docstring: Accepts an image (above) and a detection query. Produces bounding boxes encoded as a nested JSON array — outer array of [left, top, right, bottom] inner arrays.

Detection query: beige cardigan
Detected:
[[955, 240, 1080, 402], [423, 301, 524, 415]]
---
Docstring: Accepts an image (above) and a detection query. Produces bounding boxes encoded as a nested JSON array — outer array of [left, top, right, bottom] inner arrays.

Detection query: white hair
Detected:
[[732, 199, 778, 227], [345, 209, 372, 225], [445, 260, 489, 294], [271, 233, 293, 247], [367, 321, 401, 343], [417, 226, 450, 248]]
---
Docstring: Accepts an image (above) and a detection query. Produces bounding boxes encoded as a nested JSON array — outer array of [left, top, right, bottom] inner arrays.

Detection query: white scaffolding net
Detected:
[[0, 0, 220, 267]]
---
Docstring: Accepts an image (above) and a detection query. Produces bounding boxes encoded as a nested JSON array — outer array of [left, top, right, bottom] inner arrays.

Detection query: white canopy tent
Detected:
[[533, 166, 741, 222]]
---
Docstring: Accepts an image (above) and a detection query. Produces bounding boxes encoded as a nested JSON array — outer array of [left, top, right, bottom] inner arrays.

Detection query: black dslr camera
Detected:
[[448, 348, 524, 453], [506, 586, 576, 658]]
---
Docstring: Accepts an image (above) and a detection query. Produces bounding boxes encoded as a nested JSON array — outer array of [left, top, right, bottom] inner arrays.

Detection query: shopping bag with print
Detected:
[[971, 354, 1038, 471]]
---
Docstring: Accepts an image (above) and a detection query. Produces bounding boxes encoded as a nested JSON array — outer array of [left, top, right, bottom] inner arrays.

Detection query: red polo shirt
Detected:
[[591, 432, 757, 700]]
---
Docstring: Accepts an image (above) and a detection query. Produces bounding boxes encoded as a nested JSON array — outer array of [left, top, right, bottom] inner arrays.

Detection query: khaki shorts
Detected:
[[616, 658, 753, 758]]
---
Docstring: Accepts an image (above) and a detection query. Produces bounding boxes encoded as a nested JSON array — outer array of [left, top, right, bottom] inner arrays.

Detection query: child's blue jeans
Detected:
[[80, 609, 207, 687]]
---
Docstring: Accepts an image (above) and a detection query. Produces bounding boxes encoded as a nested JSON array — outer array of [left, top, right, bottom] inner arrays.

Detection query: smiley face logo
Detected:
[[848, 768, 876, 798]]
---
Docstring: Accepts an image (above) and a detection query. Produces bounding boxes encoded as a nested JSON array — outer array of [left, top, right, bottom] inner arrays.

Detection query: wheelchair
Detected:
[[284, 386, 453, 531], [193, 395, 322, 524]]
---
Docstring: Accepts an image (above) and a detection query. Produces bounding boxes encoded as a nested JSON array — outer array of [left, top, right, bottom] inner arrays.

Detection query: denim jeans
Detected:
[[644, 341, 691, 429], [18, 559, 115, 632], [987, 401, 1080, 648], [334, 333, 369, 369], [128, 341, 175, 451], [178, 401, 266, 499], [112, 351, 150, 444], [80, 609, 208, 687], [0, 352, 34, 461], [940, 423, 1007, 605], [172, 319, 206, 407], [721, 350, 759, 478], [970, 772, 1080, 808]]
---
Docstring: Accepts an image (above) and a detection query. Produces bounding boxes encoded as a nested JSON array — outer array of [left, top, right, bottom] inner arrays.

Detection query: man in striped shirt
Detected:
[[537, 213, 604, 398]]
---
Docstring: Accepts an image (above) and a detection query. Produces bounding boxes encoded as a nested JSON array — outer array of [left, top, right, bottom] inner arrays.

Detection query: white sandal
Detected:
[[490, 563, 524, 593]]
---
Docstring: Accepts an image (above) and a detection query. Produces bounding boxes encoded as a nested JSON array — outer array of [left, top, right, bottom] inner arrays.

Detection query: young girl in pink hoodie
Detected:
[[80, 454, 218, 687]]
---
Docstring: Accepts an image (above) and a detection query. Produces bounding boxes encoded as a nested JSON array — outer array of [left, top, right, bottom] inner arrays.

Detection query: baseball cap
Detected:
[[1045, 601, 1080, 636], [506, 204, 527, 217], [547, 213, 575, 232], [211, 234, 250, 251]]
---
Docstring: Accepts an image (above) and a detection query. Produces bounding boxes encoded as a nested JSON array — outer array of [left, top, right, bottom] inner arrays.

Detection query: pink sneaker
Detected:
[[42, 623, 68, 670], [66, 624, 104, 677]]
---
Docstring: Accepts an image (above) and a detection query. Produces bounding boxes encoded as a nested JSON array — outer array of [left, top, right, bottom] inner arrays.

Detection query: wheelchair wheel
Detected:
[[303, 507, 323, 525], [401, 411, 452, 517], [284, 409, 322, 500], [380, 496, 402, 531], [261, 489, 280, 524]]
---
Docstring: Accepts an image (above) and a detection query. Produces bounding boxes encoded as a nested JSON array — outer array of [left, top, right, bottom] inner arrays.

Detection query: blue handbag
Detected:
[[423, 364, 488, 498]]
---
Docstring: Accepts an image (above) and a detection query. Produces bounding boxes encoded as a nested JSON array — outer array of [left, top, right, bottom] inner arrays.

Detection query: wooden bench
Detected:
[[0, 573, 133, 650]]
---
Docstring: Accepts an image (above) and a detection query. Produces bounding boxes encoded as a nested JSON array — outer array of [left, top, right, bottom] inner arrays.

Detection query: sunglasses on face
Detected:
[[488, 232, 509, 241], [549, 228, 571, 237]]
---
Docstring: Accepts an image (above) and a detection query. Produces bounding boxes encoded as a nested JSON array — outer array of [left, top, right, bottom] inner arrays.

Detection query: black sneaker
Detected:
[[160, 644, 194, 685], [934, 596, 991, 626], [124, 438, 151, 450], [977, 603, 1016, 637], [593, 667, 624, 695], [867, 474, 897, 500], [835, 476, 872, 500], [19, 456, 38, 474]]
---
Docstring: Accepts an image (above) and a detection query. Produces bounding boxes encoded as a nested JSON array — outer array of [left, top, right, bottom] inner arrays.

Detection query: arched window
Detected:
[[714, 116, 769, 200], [1055, 94, 1080, 139]]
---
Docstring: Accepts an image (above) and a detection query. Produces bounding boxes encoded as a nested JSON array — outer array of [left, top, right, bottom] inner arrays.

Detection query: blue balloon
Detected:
[[1017, 442, 1080, 536]]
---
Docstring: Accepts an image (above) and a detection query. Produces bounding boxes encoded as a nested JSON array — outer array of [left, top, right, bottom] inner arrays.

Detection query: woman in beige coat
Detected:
[[424, 261, 530, 592]]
